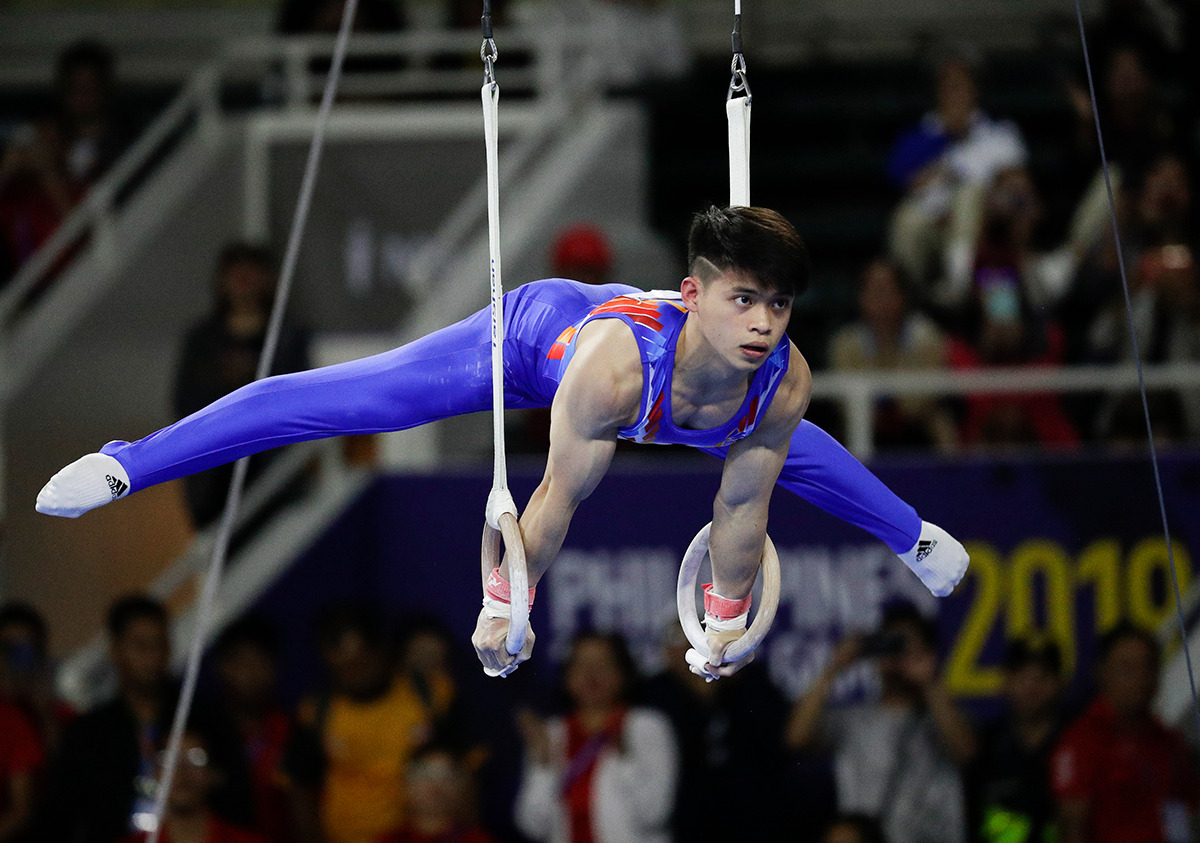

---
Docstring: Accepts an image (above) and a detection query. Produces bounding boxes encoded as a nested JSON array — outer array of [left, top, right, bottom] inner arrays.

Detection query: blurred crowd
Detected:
[[4, 0, 1198, 451], [0, 594, 1195, 843], [819, 0, 1200, 452]]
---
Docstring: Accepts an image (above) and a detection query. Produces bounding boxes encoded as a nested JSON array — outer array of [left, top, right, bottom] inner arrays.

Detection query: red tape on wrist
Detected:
[[703, 583, 751, 621], [486, 568, 536, 607]]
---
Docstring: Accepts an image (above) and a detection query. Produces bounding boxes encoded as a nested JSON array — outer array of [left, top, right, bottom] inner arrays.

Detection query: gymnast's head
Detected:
[[686, 205, 811, 299]]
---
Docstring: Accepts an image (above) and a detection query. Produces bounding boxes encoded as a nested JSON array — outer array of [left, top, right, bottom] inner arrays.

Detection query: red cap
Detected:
[[552, 224, 613, 273]]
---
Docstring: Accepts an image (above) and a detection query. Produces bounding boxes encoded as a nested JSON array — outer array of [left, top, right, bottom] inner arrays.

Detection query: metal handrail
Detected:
[[0, 29, 560, 331], [0, 71, 218, 327], [809, 363, 1200, 460]]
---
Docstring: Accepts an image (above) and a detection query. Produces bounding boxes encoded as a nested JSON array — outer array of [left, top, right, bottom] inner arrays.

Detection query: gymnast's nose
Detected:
[[748, 303, 772, 334]]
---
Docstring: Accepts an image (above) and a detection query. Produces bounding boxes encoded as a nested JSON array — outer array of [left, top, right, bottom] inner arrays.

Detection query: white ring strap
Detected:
[[480, 72, 528, 658]]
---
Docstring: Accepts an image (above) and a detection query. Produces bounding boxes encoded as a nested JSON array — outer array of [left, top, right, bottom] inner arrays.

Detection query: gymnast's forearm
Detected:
[[513, 398, 618, 584], [509, 477, 582, 586], [709, 494, 769, 600]]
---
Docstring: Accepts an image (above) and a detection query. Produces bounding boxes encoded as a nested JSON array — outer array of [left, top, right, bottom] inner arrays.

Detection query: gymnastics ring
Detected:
[[481, 510, 529, 666], [676, 522, 781, 665]]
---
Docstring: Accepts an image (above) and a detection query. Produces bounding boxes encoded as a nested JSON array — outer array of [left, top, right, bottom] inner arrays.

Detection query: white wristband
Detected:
[[482, 596, 511, 620], [704, 611, 749, 633]]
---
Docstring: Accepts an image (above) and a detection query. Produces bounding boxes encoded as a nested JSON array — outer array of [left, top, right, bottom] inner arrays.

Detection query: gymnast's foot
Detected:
[[899, 521, 969, 597], [36, 453, 130, 518]]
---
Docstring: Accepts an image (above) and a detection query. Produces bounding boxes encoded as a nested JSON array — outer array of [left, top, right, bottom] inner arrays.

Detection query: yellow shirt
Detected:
[[297, 674, 453, 843]]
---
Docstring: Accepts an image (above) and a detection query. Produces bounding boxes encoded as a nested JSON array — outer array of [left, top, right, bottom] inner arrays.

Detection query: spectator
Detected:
[[0, 695, 41, 842], [551, 224, 614, 288], [967, 639, 1067, 843], [395, 618, 487, 760], [122, 726, 267, 843], [946, 169, 1080, 448], [0, 601, 75, 755], [1059, 45, 1179, 264], [823, 813, 888, 843], [174, 242, 310, 529], [38, 595, 175, 841], [38, 595, 250, 842], [0, 40, 128, 280], [786, 603, 973, 843], [374, 743, 494, 843], [1068, 46, 1176, 187], [886, 49, 1027, 304], [1052, 624, 1199, 843], [1071, 152, 1198, 441], [285, 603, 441, 843], [514, 632, 678, 843], [828, 258, 958, 453], [212, 616, 294, 843], [643, 621, 790, 840]]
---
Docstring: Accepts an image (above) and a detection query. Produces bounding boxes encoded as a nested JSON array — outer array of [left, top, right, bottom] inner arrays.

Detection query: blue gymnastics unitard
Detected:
[[37, 279, 965, 593]]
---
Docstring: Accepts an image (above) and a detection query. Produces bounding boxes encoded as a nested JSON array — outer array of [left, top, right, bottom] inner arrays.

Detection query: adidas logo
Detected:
[[106, 474, 129, 500], [915, 539, 937, 563]]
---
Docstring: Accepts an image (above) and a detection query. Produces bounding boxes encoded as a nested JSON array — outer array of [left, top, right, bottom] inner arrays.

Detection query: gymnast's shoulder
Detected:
[[557, 317, 643, 425]]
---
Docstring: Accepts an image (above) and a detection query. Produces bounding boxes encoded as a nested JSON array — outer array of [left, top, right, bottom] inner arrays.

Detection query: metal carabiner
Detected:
[[727, 52, 751, 102], [481, 38, 498, 85]]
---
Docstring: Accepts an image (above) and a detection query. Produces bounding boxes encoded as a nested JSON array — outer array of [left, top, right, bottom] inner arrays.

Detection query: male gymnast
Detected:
[[36, 206, 968, 679]]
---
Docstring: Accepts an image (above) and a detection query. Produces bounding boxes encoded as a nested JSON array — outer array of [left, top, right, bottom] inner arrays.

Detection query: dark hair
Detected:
[[858, 256, 909, 292], [824, 812, 887, 843], [687, 206, 810, 297], [0, 602, 48, 655], [216, 242, 275, 280], [215, 613, 281, 661], [214, 242, 277, 318], [880, 600, 938, 649], [57, 40, 115, 84], [1097, 622, 1160, 665], [565, 631, 641, 703], [314, 602, 388, 651], [1004, 637, 1063, 674], [106, 595, 168, 640]]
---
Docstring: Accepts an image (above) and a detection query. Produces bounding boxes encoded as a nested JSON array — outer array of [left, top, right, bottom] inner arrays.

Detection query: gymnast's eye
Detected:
[[734, 294, 752, 306]]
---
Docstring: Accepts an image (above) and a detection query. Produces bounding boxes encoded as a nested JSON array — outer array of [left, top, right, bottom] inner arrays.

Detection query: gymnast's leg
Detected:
[[704, 420, 968, 596], [37, 306, 510, 517]]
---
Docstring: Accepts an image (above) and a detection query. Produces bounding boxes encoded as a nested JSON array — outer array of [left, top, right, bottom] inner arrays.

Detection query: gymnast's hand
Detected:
[[472, 609, 535, 677], [687, 625, 755, 682]]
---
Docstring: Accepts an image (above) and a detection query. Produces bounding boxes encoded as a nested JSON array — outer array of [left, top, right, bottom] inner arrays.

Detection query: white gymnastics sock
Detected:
[[36, 453, 131, 518], [899, 521, 970, 597]]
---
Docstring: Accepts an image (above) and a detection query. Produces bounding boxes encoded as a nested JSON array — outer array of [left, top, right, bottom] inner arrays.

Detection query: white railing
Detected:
[[0, 28, 577, 526], [811, 363, 1200, 460], [221, 29, 561, 110], [0, 28, 562, 350], [0, 66, 220, 341]]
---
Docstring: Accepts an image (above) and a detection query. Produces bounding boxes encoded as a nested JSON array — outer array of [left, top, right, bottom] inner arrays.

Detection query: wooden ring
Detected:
[[676, 522, 780, 664], [481, 511, 529, 657]]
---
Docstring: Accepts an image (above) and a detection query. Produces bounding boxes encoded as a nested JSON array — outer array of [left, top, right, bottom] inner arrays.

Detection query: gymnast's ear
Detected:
[[681, 275, 703, 311]]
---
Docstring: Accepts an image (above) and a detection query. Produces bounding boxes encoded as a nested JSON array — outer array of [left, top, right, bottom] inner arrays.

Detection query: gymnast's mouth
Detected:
[[740, 342, 768, 358]]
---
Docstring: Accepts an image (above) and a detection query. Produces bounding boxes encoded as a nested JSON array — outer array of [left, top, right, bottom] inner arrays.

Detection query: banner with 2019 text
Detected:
[[255, 451, 1200, 713]]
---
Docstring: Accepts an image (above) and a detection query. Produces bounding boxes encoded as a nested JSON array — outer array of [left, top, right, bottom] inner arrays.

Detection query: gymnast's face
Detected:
[[682, 269, 792, 372]]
